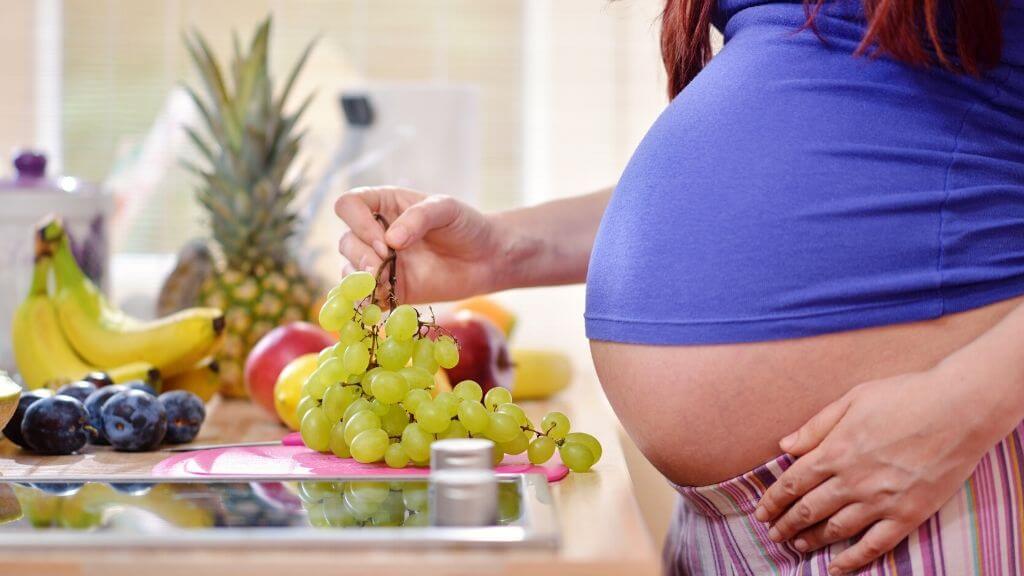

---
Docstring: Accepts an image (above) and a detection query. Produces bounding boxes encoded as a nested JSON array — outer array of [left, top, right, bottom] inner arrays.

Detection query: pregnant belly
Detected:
[[590, 295, 1024, 487]]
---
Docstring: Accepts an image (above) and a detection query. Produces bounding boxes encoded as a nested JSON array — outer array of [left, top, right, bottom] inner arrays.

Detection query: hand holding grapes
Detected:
[[300, 254, 602, 473], [335, 187, 512, 305]]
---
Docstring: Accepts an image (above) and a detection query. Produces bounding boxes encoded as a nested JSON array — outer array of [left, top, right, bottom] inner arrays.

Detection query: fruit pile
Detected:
[[297, 266, 602, 473], [3, 376, 206, 455], [12, 218, 225, 395]]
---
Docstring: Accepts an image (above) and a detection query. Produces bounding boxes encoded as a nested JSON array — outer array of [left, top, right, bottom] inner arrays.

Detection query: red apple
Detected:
[[437, 310, 514, 395], [244, 322, 335, 420]]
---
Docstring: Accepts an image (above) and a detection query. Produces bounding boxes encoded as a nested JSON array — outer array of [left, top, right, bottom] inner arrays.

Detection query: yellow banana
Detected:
[[162, 357, 221, 403], [12, 258, 161, 390], [509, 349, 573, 400], [42, 221, 225, 378]]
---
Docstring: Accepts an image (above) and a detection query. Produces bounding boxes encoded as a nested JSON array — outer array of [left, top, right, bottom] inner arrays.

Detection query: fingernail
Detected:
[[828, 567, 842, 576], [387, 226, 409, 248], [754, 507, 767, 522], [793, 538, 807, 552], [768, 527, 781, 542], [780, 432, 797, 451], [372, 240, 388, 258]]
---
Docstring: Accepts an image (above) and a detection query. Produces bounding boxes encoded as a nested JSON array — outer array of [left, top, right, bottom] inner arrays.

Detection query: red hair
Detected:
[[661, 0, 1004, 98]]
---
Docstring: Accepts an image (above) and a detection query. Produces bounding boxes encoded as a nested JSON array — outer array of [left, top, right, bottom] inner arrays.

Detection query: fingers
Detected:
[[335, 187, 389, 259], [779, 394, 852, 456], [385, 195, 461, 250], [792, 503, 876, 553], [828, 519, 907, 575], [768, 477, 848, 543], [755, 451, 831, 523], [339, 230, 382, 271]]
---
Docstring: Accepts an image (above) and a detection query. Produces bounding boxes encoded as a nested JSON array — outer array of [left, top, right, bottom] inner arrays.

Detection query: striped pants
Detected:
[[665, 421, 1024, 575]]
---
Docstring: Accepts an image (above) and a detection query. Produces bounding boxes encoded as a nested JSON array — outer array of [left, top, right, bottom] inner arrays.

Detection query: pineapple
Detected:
[[183, 18, 318, 397]]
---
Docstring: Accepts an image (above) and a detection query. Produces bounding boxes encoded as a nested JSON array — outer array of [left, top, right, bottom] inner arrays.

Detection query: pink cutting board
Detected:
[[153, 436, 569, 483]]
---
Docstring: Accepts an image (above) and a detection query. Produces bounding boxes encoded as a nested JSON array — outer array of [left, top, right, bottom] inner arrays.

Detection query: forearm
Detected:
[[935, 300, 1024, 444], [489, 187, 612, 290]]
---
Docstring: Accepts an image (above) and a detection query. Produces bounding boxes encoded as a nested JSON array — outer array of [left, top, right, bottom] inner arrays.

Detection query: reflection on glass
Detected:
[[0, 479, 522, 533]]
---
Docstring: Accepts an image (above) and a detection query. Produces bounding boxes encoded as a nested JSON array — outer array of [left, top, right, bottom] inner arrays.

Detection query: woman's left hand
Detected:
[[754, 366, 1010, 575]]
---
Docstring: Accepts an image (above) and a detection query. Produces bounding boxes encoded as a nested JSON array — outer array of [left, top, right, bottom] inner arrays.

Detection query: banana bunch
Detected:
[[10, 218, 226, 392]]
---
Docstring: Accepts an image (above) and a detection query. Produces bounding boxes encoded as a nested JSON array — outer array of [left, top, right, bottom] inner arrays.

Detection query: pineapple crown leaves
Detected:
[[182, 16, 318, 266]]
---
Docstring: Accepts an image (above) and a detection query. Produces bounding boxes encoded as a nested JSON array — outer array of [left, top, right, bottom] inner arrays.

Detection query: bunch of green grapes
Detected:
[[296, 270, 603, 473], [295, 480, 522, 528]]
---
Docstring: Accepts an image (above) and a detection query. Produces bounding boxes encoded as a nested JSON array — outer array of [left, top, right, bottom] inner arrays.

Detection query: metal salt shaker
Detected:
[[429, 438, 499, 527]]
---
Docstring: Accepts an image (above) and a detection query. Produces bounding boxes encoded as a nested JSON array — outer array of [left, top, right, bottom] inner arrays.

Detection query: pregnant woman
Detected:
[[335, 0, 1024, 574]]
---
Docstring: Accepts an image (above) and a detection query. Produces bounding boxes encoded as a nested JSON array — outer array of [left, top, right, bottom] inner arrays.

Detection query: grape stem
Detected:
[[372, 213, 399, 310]]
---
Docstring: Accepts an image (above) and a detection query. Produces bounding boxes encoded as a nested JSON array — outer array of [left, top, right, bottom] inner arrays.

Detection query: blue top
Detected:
[[585, 0, 1024, 345]]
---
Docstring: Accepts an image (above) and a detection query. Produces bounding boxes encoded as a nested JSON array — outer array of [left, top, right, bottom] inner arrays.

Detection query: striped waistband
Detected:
[[673, 454, 796, 518]]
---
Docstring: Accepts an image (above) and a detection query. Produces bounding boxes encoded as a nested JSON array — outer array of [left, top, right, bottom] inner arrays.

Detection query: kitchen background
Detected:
[[0, 0, 724, 544]]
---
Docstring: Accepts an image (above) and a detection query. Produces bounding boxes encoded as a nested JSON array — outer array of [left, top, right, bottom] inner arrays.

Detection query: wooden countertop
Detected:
[[0, 351, 661, 575]]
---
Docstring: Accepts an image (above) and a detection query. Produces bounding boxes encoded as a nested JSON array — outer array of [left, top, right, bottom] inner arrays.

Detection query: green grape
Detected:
[[295, 395, 320, 426], [326, 283, 343, 301], [362, 303, 382, 325], [301, 372, 329, 401], [434, 391, 461, 418], [329, 421, 352, 458], [312, 357, 347, 388], [323, 384, 360, 422], [541, 412, 571, 440], [400, 423, 434, 461], [318, 295, 354, 331], [401, 388, 432, 413], [496, 403, 528, 427], [384, 443, 410, 468], [369, 398, 390, 417], [486, 412, 519, 443], [381, 404, 411, 437], [452, 380, 482, 403], [371, 370, 408, 404], [377, 337, 414, 370], [399, 366, 434, 390], [492, 447, 505, 466], [415, 401, 450, 434], [322, 496, 358, 527], [500, 431, 530, 455], [558, 442, 596, 472], [350, 429, 389, 463], [338, 321, 365, 344], [344, 410, 382, 446], [437, 420, 468, 440], [297, 481, 335, 503], [346, 481, 390, 504], [457, 400, 490, 434], [402, 484, 428, 513], [343, 491, 379, 522], [411, 339, 438, 372], [342, 397, 373, 422], [317, 345, 337, 366], [564, 432, 603, 464], [433, 336, 460, 369], [305, 501, 330, 527], [484, 387, 513, 411], [385, 305, 419, 341], [340, 271, 376, 301], [342, 342, 371, 375], [498, 483, 522, 522], [361, 367, 382, 393], [300, 407, 331, 452], [527, 435, 556, 465]]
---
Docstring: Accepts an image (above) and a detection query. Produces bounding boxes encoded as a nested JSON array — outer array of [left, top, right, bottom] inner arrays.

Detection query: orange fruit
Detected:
[[452, 296, 516, 337]]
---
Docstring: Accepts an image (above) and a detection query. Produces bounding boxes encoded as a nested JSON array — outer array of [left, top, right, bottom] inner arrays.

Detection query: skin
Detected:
[[336, 186, 1024, 574]]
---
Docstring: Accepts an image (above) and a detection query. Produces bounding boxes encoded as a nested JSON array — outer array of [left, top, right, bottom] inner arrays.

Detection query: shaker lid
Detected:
[[430, 438, 495, 471]]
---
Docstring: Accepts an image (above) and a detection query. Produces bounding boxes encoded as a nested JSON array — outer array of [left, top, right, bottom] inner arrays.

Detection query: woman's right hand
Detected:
[[334, 186, 511, 305]]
